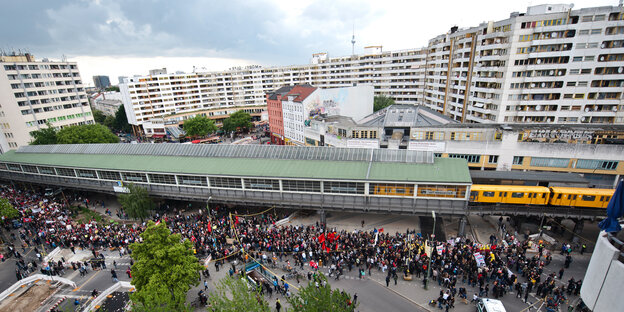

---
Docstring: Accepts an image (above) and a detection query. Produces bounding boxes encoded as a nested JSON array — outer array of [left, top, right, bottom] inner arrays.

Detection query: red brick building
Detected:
[[266, 86, 294, 145]]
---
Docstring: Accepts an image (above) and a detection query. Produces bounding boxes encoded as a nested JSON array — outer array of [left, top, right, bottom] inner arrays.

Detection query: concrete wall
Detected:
[[581, 232, 624, 311]]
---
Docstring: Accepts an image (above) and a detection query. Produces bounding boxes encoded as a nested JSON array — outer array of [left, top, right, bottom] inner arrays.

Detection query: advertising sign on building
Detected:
[[408, 141, 445, 152], [347, 139, 380, 149]]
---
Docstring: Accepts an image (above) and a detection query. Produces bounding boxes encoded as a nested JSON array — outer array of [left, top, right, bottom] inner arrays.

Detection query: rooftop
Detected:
[[359, 105, 456, 128]]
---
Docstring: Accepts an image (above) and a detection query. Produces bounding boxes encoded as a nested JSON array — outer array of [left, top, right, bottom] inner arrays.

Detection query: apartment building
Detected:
[[0, 53, 94, 152], [120, 47, 426, 135], [120, 4, 624, 136], [423, 4, 624, 124]]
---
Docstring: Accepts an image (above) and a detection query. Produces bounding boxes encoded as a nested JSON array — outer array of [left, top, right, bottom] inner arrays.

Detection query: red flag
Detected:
[[155, 220, 161, 226], [379, 228, 384, 233], [207, 220, 212, 233], [235, 216, 239, 225], [318, 233, 325, 243]]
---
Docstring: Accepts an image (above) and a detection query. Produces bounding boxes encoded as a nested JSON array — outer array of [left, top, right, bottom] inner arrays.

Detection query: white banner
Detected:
[[408, 141, 445, 152]]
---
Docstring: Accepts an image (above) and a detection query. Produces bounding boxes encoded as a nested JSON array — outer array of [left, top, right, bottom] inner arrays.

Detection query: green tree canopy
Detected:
[[0, 198, 19, 221], [113, 105, 132, 133], [222, 110, 253, 133], [373, 95, 395, 112], [287, 273, 356, 312], [92, 109, 107, 124], [30, 124, 58, 145], [105, 86, 120, 92], [130, 221, 203, 312], [56, 124, 119, 144], [182, 115, 217, 137], [117, 183, 153, 221], [208, 277, 270, 312]]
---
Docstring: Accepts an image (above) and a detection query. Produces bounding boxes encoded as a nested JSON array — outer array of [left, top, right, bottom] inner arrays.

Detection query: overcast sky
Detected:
[[1, 0, 618, 86]]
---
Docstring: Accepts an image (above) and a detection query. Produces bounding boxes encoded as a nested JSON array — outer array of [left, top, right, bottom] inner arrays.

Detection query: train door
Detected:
[[499, 192, 508, 204], [470, 191, 479, 202], [569, 194, 578, 207]]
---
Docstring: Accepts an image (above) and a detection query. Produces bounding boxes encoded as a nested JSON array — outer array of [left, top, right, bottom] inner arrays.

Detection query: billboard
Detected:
[[408, 141, 445, 152], [304, 85, 374, 123]]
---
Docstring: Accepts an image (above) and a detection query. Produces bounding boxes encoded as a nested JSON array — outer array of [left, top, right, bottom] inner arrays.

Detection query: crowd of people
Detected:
[[0, 184, 586, 311]]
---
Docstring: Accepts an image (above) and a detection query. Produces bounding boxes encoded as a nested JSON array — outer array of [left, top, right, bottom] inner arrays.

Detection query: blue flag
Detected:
[[599, 179, 624, 233]]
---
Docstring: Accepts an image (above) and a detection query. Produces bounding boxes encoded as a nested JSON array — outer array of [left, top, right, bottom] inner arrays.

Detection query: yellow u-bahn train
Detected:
[[469, 185, 614, 209]]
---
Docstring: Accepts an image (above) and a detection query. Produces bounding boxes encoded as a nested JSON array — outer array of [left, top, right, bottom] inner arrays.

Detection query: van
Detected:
[[476, 298, 506, 312]]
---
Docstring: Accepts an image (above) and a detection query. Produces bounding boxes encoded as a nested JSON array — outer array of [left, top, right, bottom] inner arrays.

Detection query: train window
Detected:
[[541, 193, 546, 198], [557, 194, 562, 199], [470, 191, 478, 197], [483, 192, 495, 197], [511, 192, 524, 198], [600, 196, 605, 201], [396, 188, 405, 193], [499, 192, 504, 197], [606, 196, 611, 201], [571, 195, 577, 200], [582, 195, 596, 201]]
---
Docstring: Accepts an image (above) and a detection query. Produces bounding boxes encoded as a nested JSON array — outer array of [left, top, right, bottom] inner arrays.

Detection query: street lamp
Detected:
[[425, 211, 436, 290]]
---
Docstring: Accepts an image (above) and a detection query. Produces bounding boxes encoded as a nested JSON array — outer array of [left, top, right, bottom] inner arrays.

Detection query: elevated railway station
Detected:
[[0, 144, 472, 215]]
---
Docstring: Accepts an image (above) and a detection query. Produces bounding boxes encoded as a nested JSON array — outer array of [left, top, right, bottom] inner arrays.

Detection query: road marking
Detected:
[[73, 270, 101, 292]]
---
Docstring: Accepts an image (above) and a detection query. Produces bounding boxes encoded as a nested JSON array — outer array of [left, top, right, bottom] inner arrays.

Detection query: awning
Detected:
[[151, 134, 165, 138]]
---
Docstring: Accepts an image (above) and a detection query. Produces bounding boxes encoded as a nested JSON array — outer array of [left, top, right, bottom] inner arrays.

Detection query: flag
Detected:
[[235, 216, 239, 225], [318, 233, 325, 243], [599, 179, 624, 233], [379, 228, 384, 233], [207, 220, 211, 233]]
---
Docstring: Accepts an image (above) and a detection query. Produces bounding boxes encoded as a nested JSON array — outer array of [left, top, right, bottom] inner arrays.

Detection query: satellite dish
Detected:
[[581, 116, 587, 121], [536, 105, 542, 111], [549, 70, 554, 75], [541, 82, 546, 88], [536, 59, 541, 64], [585, 107, 590, 112], [619, 67, 624, 73], [531, 83, 536, 88], [600, 56, 605, 61], [613, 106, 618, 112], [558, 70, 564, 75]]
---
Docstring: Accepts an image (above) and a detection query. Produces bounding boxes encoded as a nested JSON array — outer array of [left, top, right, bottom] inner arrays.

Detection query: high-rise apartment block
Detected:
[[423, 4, 624, 124], [0, 53, 94, 152], [93, 75, 111, 89], [120, 4, 624, 136]]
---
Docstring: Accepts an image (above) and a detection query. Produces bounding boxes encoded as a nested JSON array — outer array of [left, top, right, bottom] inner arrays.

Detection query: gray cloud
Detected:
[[0, 0, 382, 65]]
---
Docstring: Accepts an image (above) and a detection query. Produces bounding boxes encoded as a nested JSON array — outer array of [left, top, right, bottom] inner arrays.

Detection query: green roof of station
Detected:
[[0, 145, 471, 183]]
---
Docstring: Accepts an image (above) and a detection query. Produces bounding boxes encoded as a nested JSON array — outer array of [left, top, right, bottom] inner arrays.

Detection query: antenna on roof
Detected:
[[351, 23, 356, 56]]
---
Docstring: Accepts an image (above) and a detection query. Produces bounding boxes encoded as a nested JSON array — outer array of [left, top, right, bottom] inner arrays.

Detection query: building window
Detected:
[[38, 166, 56, 175], [575, 159, 618, 170], [448, 154, 481, 163], [513, 156, 524, 165], [244, 178, 279, 190], [55, 168, 76, 177], [530, 157, 570, 168], [148, 174, 177, 185], [98, 170, 121, 180], [121, 172, 147, 183], [488, 155, 499, 164], [209, 177, 242, 189], [324, 181, 365, 194], [177, 175, 208, 186], [282, 180, 321, 193], [21, 165, 38, 173], [76, 169, 97, 178]]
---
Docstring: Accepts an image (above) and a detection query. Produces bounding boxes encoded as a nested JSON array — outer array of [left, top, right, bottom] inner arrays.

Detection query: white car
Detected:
[[476, 298, 506, 312]]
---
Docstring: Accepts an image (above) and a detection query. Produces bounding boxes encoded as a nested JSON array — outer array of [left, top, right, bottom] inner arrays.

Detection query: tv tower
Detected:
[[351, 24, 356, 55]]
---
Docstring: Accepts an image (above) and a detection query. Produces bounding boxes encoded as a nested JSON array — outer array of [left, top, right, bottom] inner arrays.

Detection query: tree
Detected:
[[208, 277, 270, 312], [56, 124, 119, 144], [287, 273, 356, 312], [182, 115, 217, 138], [113, 105, 132, 133], [0, 198, 19, 221], [117, 183, 153, 221], [105, 86, 120, 92], [30, 124, 58, 145], [222, 110, 253, 133], [92, 109, 107, 124], [373, 95, 395, 112], [129, 221, 203, 312], [104, 115, 115, 129]]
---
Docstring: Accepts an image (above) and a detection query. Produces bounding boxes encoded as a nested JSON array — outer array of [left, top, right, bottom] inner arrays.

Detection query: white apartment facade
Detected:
[[120, 47, 426, 135], [0, 54, 94, 152], [120, 4, 624, 135], [423, 4, 624, 124]]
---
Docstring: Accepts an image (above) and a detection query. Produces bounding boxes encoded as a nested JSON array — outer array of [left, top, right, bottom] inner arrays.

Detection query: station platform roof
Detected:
[[0, 144, 472, 184]]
